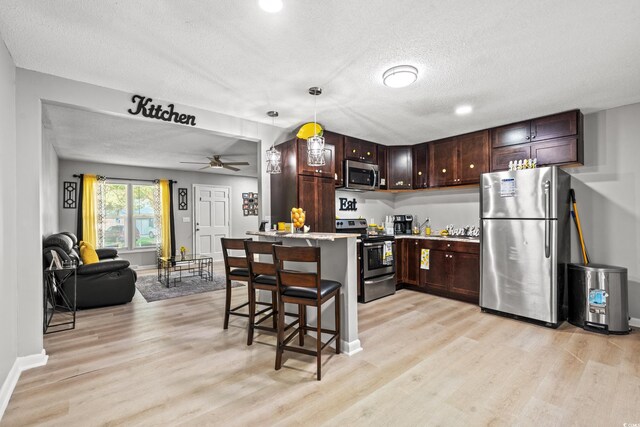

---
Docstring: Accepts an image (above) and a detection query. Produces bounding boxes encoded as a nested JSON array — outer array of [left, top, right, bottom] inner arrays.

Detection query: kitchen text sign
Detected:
[[339, 197, 357, 211], [128, 95, 197, 126]]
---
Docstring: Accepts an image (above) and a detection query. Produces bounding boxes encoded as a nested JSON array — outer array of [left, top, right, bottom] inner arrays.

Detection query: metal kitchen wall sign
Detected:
[[127, 95, 197, 126], [339, 197, 357, 211]]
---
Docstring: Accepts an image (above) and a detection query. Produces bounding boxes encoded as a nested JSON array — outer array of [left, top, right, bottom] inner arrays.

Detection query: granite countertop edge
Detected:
[[394, 235, 480, 243], [246, 231, 360, 241]]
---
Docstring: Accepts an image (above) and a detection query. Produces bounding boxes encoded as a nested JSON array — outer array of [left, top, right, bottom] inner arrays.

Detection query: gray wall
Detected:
[[335, 189, 395, 226], [394, 188, 480, 231], [59, 160, 259, 267], [41, 138, 59, 236], [566, 102, 640, 318], [0, 38, 18, 392]]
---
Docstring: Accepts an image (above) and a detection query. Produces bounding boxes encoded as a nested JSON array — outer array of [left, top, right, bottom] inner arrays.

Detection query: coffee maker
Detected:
[[393, 215, 413, 235]]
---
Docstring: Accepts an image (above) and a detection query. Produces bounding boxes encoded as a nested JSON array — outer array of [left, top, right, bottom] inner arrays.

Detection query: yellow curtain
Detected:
[[82, 174, 98, 247], [160, 179, 172, 258]]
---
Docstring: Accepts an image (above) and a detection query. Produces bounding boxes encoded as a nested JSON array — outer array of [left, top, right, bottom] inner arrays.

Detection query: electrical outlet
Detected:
[[182, 217, 191, 223]]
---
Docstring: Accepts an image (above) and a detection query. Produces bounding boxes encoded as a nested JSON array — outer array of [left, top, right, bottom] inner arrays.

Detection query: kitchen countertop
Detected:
[[246, 231, 360, 241], [392, 235, 480, 243]]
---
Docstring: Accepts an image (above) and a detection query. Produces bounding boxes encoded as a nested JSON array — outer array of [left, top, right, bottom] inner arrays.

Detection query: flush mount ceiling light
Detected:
[[259, 0, 283, 13], [265, 111, 281, 174], [307, 86, 326, 167], [455, 105, 473, 115], [382, 65, 418, 88]]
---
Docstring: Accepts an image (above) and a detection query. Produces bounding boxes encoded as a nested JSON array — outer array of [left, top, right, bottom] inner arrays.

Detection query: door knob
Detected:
[[196, 228, 200, 232]]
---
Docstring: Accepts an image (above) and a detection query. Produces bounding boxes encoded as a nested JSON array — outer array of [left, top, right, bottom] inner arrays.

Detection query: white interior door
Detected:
[[194, 185, 230, 261]]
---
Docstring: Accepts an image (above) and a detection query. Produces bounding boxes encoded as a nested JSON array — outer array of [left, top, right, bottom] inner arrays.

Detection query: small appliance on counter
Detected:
[[335, 219, 396, 303], [393, 215, 413, 235], [568, 263, 630, 334]]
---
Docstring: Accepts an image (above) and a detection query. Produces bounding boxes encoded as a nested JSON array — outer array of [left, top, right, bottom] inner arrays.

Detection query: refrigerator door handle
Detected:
[[544, 180, 551, 258]]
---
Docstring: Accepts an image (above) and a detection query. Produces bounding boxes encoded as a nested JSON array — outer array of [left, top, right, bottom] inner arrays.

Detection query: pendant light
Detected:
[[265, 111, 281, 174], [307, 86, 326, 167]]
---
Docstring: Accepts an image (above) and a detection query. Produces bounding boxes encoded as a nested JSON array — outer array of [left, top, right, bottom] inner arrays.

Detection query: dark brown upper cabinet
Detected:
[[377, 144, 388, 190], [412, 143, 429, 189], [429, 131, 489, 187], [388, 146, 413, 189], [325, 131, 344, 187], [344, 136, 378, 164], [490, 110, 583, 171], [492, 110, 579, 147], [428, 138, 457, 187], [457, 130, 490, 185], [297, 138, 335, 179]]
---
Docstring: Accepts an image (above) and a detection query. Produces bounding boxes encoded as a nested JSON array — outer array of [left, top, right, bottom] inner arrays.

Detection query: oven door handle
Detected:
[[364, 274, 396, 285], [364, 242, 392, 247]]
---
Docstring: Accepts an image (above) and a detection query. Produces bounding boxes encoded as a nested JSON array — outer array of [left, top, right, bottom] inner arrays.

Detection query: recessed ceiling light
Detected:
[[259, 0, 283, 13], [382, 65, 418, 88], [455, 105, 473, 115]]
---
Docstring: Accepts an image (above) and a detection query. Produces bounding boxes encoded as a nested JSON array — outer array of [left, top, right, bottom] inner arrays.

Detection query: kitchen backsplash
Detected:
[[335, 190, 394, 225]]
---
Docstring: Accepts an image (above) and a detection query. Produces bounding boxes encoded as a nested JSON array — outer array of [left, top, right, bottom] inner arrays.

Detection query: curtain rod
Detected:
[[72, 174, 177, 184]]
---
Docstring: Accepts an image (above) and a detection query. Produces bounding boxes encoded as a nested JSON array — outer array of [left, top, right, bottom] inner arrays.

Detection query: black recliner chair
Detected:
[[43, 232, 137, 309]]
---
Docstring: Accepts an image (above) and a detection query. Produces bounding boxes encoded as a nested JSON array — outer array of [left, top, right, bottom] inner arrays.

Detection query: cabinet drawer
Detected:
[[405, 238, 480, 254]]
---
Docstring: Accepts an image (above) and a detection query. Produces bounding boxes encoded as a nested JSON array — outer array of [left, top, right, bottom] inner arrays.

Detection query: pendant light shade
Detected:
[[306, 87, 326, 167], [265, 111, 281, 174]]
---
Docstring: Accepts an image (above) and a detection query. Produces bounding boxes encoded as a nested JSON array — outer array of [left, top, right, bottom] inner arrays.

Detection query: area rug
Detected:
[[135, 273, 244, 302]]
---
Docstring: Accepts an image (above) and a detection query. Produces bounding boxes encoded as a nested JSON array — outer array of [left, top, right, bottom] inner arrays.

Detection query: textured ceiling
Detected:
[[3, 1, 640, 144], [42, 103, 259, 177]]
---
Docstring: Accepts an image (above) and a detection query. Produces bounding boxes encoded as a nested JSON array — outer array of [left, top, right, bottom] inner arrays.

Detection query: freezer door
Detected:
[[481, 218, 558, 323], [481, 167, 557, 219]]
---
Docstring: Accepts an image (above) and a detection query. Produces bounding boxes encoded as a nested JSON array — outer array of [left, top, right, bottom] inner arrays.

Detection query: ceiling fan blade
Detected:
[[180, 161, 210, 164], [222, 162, 250, 166], [222, 164, 240, 172], [199, 165, 211, 170]]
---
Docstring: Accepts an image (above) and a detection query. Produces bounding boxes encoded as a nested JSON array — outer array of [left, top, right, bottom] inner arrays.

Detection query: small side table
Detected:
[[43, 266, 77, 334]]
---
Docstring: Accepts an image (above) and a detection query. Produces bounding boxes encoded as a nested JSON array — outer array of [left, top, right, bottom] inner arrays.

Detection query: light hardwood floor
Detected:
[[3, 284, 639, 426]]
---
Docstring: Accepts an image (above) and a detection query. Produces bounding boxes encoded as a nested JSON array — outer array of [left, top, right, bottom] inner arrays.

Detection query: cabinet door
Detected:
[[491, 121, 531, 148], [360, 140, 378, 164], [420, 248, 449, 293], [457, 130, 489, 184], [316, 177, 336, 232], [412, 143, 429, 189], [395, 239, 405, 284], [344, 136, 361, 162], [429, 138, 457, 187], [297, 175, 320, 232], [297, 139, 336, 179], [532, 137, 579, 166], [377, 145, 388, 190], [531, 111, 577, 142], [405, 239, 420, 286], [449, 252, 480, 303], [326, 131, 344, 186], [491, 144, 531, 171], [388, 146, 413, 189]]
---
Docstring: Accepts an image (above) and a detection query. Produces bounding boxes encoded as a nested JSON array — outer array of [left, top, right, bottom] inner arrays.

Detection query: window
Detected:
[[101, 182, 158, 250]]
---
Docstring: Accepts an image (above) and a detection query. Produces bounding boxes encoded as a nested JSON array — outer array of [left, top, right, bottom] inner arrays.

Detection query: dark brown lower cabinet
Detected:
[[398, 238, 480, 304]]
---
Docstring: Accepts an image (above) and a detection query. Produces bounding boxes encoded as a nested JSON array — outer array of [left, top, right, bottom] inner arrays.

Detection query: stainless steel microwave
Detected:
[[344, 160, 379, 191]]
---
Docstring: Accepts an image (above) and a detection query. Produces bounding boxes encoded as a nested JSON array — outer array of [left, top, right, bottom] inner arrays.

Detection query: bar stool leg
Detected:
[[316, 304, 322, 381], [223, 279, 232, 329], [275, 297, 285, 371], [247, 285, 256, 345], [271, 291, 277, 330], [298, 304, 305, 346], [335, 292, 341, 354]]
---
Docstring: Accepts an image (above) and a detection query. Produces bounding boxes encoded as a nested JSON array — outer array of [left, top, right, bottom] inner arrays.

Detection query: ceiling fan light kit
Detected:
[[266, 110, 282, 174], [306, 86, 326, 167], [180, 155, 249, 172]]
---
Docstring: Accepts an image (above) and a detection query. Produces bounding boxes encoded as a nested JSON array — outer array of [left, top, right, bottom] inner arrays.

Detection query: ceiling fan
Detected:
[[180, 155, 250, 172]]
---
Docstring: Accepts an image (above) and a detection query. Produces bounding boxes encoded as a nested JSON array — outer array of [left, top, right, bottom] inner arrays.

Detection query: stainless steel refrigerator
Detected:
[[480, 166, 571, 327]]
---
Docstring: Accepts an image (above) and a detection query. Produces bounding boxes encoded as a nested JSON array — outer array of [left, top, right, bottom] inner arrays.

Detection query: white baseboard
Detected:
[[630, 317, 640, 328], [0, 349, 48, 421]]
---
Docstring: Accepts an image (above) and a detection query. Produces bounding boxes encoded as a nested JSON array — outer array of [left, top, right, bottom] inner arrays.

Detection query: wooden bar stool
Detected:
[[245, 240, 298, 346], [272, 245, 341, 381], [221, 238, 253, 329]]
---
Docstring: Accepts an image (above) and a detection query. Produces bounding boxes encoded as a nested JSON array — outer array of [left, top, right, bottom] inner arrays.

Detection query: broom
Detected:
[[569, 189, 589, 265]]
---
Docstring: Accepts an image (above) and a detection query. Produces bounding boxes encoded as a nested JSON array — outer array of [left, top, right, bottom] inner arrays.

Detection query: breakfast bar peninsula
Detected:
[[246, 231, 362, 355]]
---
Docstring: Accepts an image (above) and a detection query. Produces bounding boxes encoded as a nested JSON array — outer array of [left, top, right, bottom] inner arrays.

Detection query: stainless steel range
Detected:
[[335, 219, 396, 303]]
